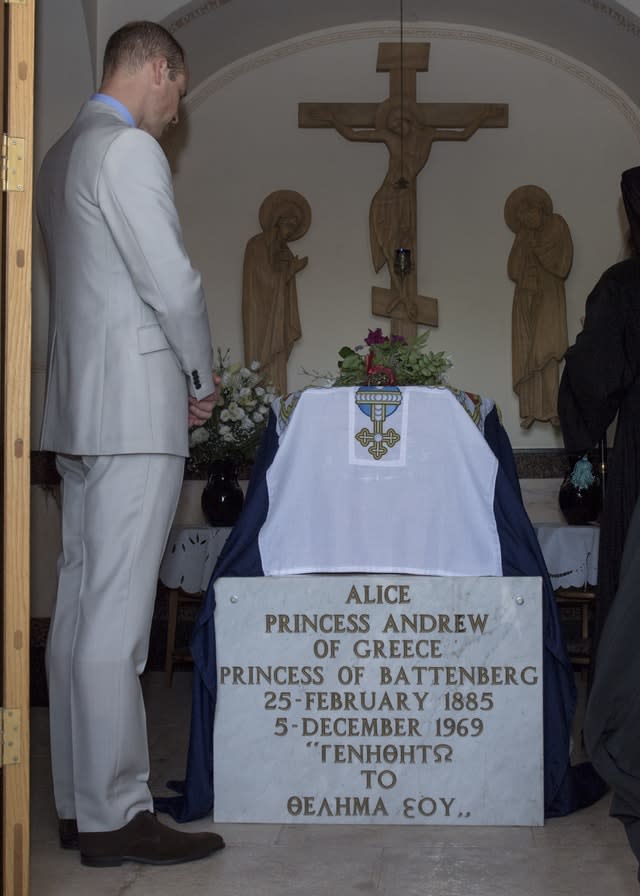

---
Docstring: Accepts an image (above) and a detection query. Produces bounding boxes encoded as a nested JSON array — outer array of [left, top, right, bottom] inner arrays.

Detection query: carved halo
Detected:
[[375, 95, 421, 132], [504, 184, 553, 233], [259, 190, 312, 241]]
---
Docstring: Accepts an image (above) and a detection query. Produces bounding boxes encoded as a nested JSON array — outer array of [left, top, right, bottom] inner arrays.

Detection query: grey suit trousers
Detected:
[[46, 452, 184, 832]]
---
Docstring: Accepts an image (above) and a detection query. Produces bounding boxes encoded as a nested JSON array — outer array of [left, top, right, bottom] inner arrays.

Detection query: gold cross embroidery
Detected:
[[355, 421, 401, 460]]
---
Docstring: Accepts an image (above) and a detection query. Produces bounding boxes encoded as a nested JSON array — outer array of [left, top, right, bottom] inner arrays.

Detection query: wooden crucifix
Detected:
[[299, 43, 508, 340]]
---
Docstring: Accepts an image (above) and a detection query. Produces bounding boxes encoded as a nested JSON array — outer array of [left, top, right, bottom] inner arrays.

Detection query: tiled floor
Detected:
[[30, 668, 639, 895]]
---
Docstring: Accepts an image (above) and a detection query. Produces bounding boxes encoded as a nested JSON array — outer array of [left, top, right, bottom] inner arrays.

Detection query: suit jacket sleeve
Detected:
[[98, 127, 215, 398]]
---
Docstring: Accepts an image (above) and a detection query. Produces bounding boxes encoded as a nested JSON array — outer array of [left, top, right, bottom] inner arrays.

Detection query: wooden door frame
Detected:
[[3, 1, 35, 895]]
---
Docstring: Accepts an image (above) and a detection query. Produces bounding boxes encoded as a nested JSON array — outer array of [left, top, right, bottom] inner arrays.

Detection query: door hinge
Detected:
[[0, 708, 22, 766], [2, 135, 25, 192]]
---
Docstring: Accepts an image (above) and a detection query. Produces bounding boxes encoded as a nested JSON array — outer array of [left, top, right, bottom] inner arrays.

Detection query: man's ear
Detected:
[[150, 56, 168, 85]]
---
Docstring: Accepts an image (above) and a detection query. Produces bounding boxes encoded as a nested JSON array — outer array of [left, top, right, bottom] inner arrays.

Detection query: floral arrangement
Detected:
[[569, 455, 597, 492], [333, 328, 452, 387], [188, 350, 277, 469]]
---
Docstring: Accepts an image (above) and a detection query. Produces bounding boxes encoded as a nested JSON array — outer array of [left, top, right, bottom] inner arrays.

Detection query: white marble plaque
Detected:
[[213, 575, 543, 826]]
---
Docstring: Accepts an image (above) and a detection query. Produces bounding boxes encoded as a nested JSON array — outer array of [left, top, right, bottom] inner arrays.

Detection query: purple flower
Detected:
[[364, 328, 386, 346]]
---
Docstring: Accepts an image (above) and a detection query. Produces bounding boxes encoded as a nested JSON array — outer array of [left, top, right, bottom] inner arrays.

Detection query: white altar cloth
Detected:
[[259, 387, 502, 576]]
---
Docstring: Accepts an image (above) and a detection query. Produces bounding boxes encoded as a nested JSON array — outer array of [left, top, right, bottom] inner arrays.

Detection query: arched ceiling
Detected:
[[83, 0, 640, 107]]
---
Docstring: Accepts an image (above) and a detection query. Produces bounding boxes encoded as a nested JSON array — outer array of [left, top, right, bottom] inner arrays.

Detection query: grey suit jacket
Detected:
[[37, 99, 215, 457]]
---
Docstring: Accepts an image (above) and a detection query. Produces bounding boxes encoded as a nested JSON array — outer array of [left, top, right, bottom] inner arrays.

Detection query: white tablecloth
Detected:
[[159, 526, 231, 594], [261, 387, 502, 576], [534, 523, 599, 589], [161, 522, 598, 594]]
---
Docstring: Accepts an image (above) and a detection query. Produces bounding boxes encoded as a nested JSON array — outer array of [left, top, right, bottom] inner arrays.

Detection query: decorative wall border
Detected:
[[167, 0, 233, 32], [168, 0, 640, 42], [181, 21, 640, 140], [579, 0, 640, 37], [28, 448, 584, 484]]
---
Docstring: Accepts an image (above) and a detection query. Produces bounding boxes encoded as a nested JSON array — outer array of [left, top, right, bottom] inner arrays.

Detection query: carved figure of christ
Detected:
[[299, 43, 508, 341]]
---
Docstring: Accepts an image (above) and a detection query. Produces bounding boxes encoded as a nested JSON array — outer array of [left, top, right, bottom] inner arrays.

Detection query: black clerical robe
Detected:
[[584, 496, 640, 860], [558, 256, 640, 637]]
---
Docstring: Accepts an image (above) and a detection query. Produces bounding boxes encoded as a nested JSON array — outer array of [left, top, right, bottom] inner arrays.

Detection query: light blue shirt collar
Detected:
[[90, 93, 136, 128]]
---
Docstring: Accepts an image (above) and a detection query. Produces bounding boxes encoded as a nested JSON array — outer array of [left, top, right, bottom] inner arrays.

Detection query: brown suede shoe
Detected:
[[59, 818, 79, 850], [79, 811, 225, 867]]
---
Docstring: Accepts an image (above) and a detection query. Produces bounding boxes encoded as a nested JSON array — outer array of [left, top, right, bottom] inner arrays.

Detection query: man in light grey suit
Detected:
[[37, 21, 225, 867]]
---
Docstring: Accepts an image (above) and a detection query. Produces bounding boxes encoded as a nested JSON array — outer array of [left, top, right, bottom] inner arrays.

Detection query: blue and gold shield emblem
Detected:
[[354, 386, 402, 460]]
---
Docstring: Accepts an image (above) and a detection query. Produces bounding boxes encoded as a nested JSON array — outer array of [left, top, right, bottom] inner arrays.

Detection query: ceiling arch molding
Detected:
[[161, 0, 640, 108], [180, 21, 640, 143]]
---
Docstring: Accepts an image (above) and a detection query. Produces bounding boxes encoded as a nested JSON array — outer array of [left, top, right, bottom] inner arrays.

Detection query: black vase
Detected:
[[201, 460, 244, 526], [558, 467, 601, 526]]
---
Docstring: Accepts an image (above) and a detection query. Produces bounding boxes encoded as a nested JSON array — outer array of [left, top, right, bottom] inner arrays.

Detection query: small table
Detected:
[[534, 523, 599, 590], [159, 525, 231, 685], [534, 523, 600, 684]]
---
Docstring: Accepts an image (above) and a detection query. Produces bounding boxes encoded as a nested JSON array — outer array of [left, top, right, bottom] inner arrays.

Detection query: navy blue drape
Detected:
[[156, 405, 605, 821]]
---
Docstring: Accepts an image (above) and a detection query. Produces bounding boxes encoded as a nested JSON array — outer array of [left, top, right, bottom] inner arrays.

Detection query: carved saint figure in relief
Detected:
[[242, 190, 310, 395], [505, 184, 573, 428], [325, 97, 496, 302]]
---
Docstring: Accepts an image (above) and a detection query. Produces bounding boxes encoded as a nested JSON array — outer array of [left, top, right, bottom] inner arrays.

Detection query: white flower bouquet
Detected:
[[188, 350, 277, 469]]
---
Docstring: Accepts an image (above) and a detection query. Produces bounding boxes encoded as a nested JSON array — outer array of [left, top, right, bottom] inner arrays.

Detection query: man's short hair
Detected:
[[102, 21, 185, 81]]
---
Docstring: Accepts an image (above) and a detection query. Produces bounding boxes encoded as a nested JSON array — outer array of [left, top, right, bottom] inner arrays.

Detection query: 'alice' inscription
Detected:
[[346, 583, 410, 604]]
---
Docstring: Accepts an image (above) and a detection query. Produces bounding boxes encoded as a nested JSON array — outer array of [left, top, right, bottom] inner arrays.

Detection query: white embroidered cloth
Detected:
[[534, 523, 599, 589], [159, 526, 231, 593], [259, 386, 502, 576]]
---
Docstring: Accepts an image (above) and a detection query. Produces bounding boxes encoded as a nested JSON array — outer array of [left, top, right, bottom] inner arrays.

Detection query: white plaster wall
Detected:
[[620, 0, 640, 15], [30, 19, 639, 613], [173, 25, 640, 450], [30, 486, 62, 618]]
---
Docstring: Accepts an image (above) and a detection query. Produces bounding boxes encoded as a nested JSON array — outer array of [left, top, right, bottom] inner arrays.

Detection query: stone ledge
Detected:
[[31, 449, 599, 484], [514, 448, 602, 479]]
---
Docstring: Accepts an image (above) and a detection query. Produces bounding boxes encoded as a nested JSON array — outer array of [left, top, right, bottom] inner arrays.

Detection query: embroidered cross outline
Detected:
[[355, 419, 401, 460]]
